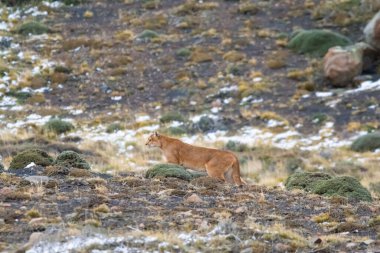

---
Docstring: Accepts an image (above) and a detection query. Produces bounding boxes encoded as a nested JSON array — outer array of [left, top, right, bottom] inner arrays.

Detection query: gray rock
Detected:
[[364, 11, 380, 50], [24, 176, 50, 184]]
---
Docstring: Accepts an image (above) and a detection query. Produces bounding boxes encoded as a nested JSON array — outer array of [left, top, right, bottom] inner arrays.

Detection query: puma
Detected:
[[145, 132, 245, 186]]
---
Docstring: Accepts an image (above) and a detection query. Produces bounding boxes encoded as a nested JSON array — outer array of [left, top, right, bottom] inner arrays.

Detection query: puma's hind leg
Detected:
[[205, 159, 227, 182]]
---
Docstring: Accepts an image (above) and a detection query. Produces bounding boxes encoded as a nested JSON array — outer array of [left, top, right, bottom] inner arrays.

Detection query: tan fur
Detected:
[[145, 132, 245, 186]]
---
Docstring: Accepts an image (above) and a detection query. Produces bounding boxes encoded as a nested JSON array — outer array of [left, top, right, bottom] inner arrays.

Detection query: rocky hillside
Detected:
[[0, 0, 380, 252]]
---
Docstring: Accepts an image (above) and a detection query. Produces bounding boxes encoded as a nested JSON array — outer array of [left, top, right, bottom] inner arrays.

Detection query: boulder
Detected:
[[364, 11, 380, 50], [351, 132, 380, 152], [323, 43, 368, 87], [55, 151, 91, 170], [288, 29, 352, 57], [9, 149, 54, 170]]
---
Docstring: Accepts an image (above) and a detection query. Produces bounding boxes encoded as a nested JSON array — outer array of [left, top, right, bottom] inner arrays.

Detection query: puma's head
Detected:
[[145, 132, 161, 147]]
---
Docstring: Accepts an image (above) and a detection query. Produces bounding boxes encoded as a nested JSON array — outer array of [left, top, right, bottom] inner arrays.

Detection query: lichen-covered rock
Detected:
[[351, 132, 380, 152], [145, 164, 193, 181], [285, 172, 332, 192], [16, 21, 51, 36], [323, 43, 367, 87], [43, 118, 74, 135], [55, 151, 91, 170], [364, 11, 380, 50], [312, 176, 372, 202], [9, 149, 54, 170], [288, 30, 352, 57]]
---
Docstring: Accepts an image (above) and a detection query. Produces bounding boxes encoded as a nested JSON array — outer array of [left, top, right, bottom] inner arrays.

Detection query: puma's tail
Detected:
[[232, 159, 245, 186]]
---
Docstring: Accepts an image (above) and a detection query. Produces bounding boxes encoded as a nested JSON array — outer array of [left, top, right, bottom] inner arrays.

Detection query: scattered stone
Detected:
[[28, 217, 48, 231], [9, 149, 54, 170], [235, 206, 248, 214], [55, 151, 91, 170], [184, 194, 204, 204], [346, 242, 358, 249], [145, 164, 193, 181], [24, 176, 50, 184], [351, 132, 380, 152], [274, 243, 293, 252], [323, 43, 368, 87], [364, 11, 380, 50], [288, 29, 352, 57]]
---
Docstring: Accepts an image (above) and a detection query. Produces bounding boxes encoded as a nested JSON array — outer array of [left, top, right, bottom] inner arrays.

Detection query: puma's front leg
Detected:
[[165, 154, 179, 164]]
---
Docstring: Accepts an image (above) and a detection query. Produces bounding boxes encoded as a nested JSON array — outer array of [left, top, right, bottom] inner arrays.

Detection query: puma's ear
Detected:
[[154, 131, 159, 137]]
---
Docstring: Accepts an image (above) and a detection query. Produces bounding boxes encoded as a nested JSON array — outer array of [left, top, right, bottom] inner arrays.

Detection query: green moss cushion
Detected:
[[145, 164, 193, 181], [288, 29, 352, 57], [351, 132, 380, 152], [55, 151, 91, 170], [9, 149, 54, 170]]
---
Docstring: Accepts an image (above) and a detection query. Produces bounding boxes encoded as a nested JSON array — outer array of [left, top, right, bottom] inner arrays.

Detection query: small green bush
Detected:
[[165, 126, 187, 136], [54, 65, 72, 74], [6, 90, 32, 104], [145, 164, 193, 181], [16, 21, 51, 36], [285, 157, 304, 173], [285, 172, 372, 202], [55, 151, 91, 170], [351, 132, 380, 152], [9, 149, 54, 170], [63, 0, 84, 5], [313, 176, 372, 202], [285, 172, 332, 192], [160, 112, 185, 123], [1, 0, 34, 6], [0, 163, 4, 173], [137, 30, 159, 40], [225, 140, 249, 152], [44, 118, 74, 135], [106, 123, 124, 133], [176, 48, 191, 59], [288, 29, 352, 57]]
